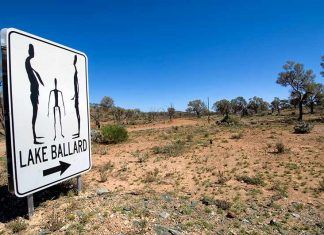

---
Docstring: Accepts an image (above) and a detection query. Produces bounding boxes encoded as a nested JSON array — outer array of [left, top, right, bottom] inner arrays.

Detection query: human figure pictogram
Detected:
[[25, 44, 45, 144], [47, 78, 66, 141], [72, 55, 80, 139]]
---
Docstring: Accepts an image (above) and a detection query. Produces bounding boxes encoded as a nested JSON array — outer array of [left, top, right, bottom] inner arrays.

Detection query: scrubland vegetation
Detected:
[[0, 60, 323, 234]]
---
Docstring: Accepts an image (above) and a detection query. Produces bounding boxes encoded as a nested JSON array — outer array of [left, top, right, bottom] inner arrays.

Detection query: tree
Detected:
[[90, 106, 102, 129], [167, 106, 176, 120], [279, 99, 290, 110], [112, 106, 125, 124], [271, 97, 281, 114], [321, 56, 324, 77], [289, 95, 299, 109], [230, 96, 247, 115], [186, 99, 207, 118], [247, 96, 268, 114], [213, 99, 231, 118], [100, 96, 114, 109], [123, 109, 140, 124], [305, 83, 324, 114], [276, 61, 315, 120]]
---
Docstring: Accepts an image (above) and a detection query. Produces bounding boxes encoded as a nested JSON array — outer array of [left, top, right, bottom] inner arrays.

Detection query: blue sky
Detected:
[[1, 0, 323, 111]]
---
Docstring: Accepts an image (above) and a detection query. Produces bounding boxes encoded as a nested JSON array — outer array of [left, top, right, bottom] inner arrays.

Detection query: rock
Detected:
[[96, 188, 110, 196], [74, 210, 85, 217], [226, 211, 236, 219], [123, 207, 132, 212], [291, 213, 300, 218], [159, 211, 170, 219], [38, 229, 51, 235], [190, 200, 198, 208], [242, 219, 250, 223], [161, 194, 172, 202], [168, 228, 182, 235], [59, 224, 70, 231], [155, 225, 182, 235]]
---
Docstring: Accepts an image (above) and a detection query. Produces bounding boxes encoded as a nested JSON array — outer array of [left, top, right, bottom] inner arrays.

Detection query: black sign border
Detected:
[[6, 30, 91, 197]]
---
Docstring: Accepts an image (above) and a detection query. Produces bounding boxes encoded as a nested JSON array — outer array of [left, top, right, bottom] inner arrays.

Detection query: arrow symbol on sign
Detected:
[[43, 161, 71, 176]]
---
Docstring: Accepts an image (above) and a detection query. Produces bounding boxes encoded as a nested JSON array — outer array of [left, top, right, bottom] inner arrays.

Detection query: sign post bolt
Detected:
[[27, 194, 34, 219]]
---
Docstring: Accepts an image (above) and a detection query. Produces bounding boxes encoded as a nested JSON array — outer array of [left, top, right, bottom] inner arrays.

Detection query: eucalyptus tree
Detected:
[[276, 61, 315, 120]]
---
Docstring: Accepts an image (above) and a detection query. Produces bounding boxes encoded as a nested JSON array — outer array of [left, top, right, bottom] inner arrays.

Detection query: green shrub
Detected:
[[294, 121, 313, 134], [201, 196, 231, 210], [101, 125, 128, 144], [236, 175, 265, 186], [218, 115, 240, 125]]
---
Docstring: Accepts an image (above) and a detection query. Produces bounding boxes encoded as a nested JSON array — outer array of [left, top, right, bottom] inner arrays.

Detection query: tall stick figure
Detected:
[[25, 44, 45, 145], [72, 55, 80, 139], [47, 78, 66, 141]]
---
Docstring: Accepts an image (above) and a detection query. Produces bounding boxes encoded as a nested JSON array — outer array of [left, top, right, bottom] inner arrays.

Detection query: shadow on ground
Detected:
[[0, 180, 76, 223]]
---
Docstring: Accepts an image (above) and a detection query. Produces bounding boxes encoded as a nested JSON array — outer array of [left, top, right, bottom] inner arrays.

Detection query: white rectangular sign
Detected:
[[1, 28, 91, 197]]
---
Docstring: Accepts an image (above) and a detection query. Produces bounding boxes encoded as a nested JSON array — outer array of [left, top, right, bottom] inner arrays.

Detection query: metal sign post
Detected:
[[77, 175, 82, 194], [27, 194, 34, 218]]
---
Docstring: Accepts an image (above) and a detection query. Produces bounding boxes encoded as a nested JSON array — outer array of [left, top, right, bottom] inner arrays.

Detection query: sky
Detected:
[[1, 0, 323, 111]]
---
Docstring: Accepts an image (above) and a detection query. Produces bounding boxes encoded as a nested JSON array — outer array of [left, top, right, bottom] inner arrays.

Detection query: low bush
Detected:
[[91, 130, 104, 143], [201, 196, 231, 210], [143, 168, 159, 183], [6, 218, 27, 233], [230, 132, 243, 139], [236, 175, 265, 186], [152, 140, 185, 157], [101, 125, 128, 144], [218, 115, 240, 125], [275, 141, 285, 154], [294, 121, 313, 134], [216, 171, 230, 184]]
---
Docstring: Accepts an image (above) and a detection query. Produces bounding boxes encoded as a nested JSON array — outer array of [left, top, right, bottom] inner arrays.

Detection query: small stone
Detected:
[[123, 207, 132, 212], [159, 211, 170, 219], [292, 213, 300, 218], [190, 200, 198, 208], [226, 211, 236, 219], [96, 188, 110, 196], [38, 229, 51, 235], [155, 225, 182, 235], [168, 228, 182, 235], [161, 194, 172, 202], [242, 219, 250, 223], [59, 224, 70, 231], [74, 210, 85, 217]]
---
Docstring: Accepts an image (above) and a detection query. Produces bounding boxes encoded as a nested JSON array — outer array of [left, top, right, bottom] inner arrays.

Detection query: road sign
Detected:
[[1, 28, 91, 197]]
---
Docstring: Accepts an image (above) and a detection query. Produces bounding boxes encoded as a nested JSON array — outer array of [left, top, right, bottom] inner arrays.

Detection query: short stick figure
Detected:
[[47, 78, 66, 141]]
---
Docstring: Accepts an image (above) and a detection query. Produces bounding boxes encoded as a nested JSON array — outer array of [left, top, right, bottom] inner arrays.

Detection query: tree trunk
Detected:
[[298, 101, 303, 120], [310, 102, 314, 114]]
